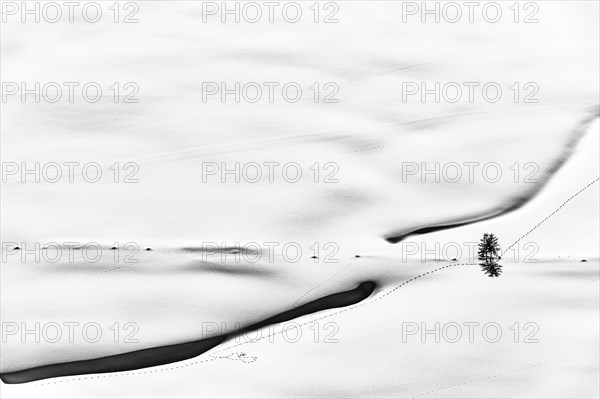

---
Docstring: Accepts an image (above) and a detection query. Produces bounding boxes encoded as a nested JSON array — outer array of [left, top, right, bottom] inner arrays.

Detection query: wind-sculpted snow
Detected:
[[0, 282, 376, 383], [385, 107, 599, 243], [0, 1, 598, 395]]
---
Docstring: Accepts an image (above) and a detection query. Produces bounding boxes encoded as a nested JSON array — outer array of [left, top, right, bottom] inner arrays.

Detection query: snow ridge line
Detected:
[[33, 178, 599, 386]]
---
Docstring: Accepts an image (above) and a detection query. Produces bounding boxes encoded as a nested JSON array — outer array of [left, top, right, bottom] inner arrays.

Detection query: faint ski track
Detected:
[[293, 177, 599, 311], [291, 259, 358, 309], [32, 177, 599, 386], [413, 356, 593, 398], [36, 261, 475, 387], [347, 62, 432, 83]]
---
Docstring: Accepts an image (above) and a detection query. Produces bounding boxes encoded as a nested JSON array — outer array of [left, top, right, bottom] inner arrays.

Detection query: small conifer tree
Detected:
[[478, 233, 502, 277]]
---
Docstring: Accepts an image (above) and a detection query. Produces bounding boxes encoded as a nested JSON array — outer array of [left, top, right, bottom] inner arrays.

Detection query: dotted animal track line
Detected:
[[368, 263, 476, 305], [34, 262, 474, 387], [200, 263, 480, 360], [174, 263, 478, 362], [36, 350, 260, 386], [36, 357, 219, 386], [171, 178, 600, 368], [31, 178, 599, 386], [502, 177, 599, 256]]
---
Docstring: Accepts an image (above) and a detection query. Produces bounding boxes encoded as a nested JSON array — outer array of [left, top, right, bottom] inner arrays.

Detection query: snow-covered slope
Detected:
[[1, 1, 598, 397]]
